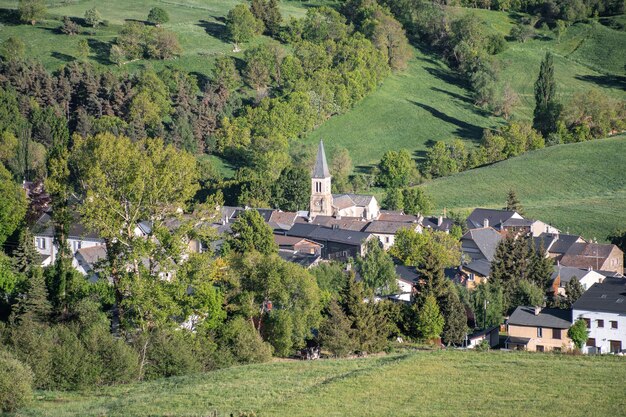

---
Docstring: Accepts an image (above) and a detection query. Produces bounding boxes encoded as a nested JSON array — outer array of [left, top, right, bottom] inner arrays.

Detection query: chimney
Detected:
[[483, 218, 489, 228], [332, 224, 339, 230], [437, 216, 443, 227], [534, 306, 542, 316]]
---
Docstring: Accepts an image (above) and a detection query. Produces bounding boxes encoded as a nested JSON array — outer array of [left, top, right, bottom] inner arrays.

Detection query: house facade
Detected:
[[506, 306, 573, 352], [572, 278, 626, 354]]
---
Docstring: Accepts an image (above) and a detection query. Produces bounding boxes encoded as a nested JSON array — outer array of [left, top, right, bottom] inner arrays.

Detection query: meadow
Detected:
[[12, 350, 626, 417], [421, 135, 626, 241]]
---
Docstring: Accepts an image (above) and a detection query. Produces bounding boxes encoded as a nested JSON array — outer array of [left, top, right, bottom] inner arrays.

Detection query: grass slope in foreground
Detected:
[[17, 350, 626, 417], [421, 135, 626, 241]]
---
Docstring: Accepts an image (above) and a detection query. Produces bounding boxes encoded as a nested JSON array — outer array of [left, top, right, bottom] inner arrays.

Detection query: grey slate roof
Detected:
[[395, 264, 419, 284], [560, 242, 618, 270], [463, 259, 492, 277], [312, 140, 331, 179], [550, 266, 591, 287], [331, 194, 375, 209], [278, 250, 320, 268], [533, 233, 584, 255], [283, 223, 370, 246], [572, 277, 626, 314], [33, 212, 102, 241], [466, 208, 519, 229], [461, 227, 502, 262], [508, 306, 572, 329], [365, 221, 415, 234], [422, 216, 454, 232]]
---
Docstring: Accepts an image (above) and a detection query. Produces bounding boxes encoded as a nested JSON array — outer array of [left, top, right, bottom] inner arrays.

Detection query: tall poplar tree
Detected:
[[533, 52, 562, 136]]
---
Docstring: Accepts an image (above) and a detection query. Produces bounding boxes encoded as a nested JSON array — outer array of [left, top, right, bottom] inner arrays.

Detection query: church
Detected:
[[309, 141, 380, 220]]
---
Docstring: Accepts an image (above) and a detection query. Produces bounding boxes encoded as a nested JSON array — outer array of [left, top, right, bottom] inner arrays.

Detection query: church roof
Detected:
[[332, 194, 375, 209], [312, 140, 331, 179]]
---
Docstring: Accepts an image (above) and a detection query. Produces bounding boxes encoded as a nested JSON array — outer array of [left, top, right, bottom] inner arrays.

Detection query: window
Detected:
[[597, 319, 604, 328], [552, 328, 562, 340], [536, 345, 544, 352], [583, 318, 591, 328], [36, 237, 46, 250], [610, 340, 622, 353], [537, 327, 543, 337], [610, 321, 618, 329], [587, 338, 596, 347], [385, 236, 390, 244]]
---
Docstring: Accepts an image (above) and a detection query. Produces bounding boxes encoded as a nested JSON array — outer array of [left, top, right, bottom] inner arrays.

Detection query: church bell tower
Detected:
[[310, 140, 333, 217]]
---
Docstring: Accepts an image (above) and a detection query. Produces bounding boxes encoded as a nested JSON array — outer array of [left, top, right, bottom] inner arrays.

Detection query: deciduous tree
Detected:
[[417, 294, 444, 341], [568, 318, 588, 351]]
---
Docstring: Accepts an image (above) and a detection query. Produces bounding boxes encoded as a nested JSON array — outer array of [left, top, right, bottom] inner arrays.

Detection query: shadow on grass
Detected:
[[431, 87, 473, 104], [409, 100, 484, 141], [51, 51, 75, 62], [575, 74, 626, 90], [424, 66, 470, 90], [0, 8, 21, 25], [87, 38, 112, 65], [198, 19, 228, 42]]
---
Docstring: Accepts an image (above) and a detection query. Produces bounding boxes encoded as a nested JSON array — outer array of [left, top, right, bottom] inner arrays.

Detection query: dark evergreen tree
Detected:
[[527, 241, 554, 292], [12, 228, 38, 275], [565, 277, 584, 307], [505, 188, 524, 215], [264, 0, 282, 36], [533, 52, 562, 136], [270, 166, 309, 211], [318, 299, 355, 357], [489, 235, 518, 312], [440, 285, 468, 345], [10, 267, 50, 324]]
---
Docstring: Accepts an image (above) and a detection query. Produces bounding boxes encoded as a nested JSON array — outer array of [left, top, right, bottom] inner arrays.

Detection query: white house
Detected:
[[32, 212, 105, 266], [551, 266, 606, 296], [572, 278, 626, 354]]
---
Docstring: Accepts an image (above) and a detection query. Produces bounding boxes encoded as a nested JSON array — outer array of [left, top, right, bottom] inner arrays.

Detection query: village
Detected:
[[28, 141, 626, 355]]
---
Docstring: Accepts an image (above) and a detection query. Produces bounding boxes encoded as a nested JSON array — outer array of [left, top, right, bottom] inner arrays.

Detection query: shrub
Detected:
[[141, 329, 204, 380], [219, 316, 273, 364], [0, 350, 33, 412]]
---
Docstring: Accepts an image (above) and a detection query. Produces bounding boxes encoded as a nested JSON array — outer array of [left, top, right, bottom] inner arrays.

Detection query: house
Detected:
[[392, 265, 419, 302], [32, 212, 105, 265], [73, 245, 108, 282], [505, 306, 573, 352], [277, 249, 321, 269], [560, 242, 623, 275], [364, 221, 419, 250], [572, 277, 626, 354], [533, 233, 586, 260], [550, 266, 606, 296], [461, 227, 502, 262], [464, 326, 500, 349], [273, 235, 323, 256], [309, 141, 380, 220], [457, 259, 492, 289], [467, 208, 558, 236], [421, 216, 454, 233], [268, 210, 298, 231], [280, 223, 373, 261]]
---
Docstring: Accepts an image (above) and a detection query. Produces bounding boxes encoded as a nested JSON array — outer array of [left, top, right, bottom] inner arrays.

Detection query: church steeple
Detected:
[[310, 140, 333, 217], [312, 140, 331, 179]]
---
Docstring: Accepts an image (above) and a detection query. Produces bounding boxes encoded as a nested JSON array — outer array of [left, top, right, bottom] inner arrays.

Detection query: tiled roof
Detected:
[[560, 242, 618, 269]]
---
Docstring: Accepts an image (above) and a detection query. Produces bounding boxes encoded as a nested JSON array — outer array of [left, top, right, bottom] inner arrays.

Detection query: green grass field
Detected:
[[14, 350, 626, 417], [421, 135, 626, 240]]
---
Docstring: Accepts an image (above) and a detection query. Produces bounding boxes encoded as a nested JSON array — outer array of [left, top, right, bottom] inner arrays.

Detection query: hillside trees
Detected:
[[226, 4, 264, 50], [18, 0, 46, 25], [147, 7, 169, 26], [249, 0, 282, 37], [84, 7, 102, 28], [0, 163, 27, 246]]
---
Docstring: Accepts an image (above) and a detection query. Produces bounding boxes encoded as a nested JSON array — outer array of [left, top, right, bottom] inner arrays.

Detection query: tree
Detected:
[[608, 228, 626, 260], [77, 39, 90, 61], [226, 4, 263, 51], [18, 0, 46, 25], [264, 0, 282, 37], [331, 147, 352, 193], [533, 52, 562, 137], [417, 294, 444, 342], [356, 239, 398, 295], [440, 286, 468, 345], [401, 188, 433, 215], [84, 7, 102, 27], [568, 318, 589, 351], [553, 20, 567, 43], [511, 279, 545, 308], [510, 23, 535, 42], [496, 83, 518, 120], [565, 277, 584, 307], [363, 7, 412, 70], [471, 282, 504, 329], [1, 37, 25, 61], [61, 16, 79, 35], [505, 188, 524, 214], [527, 242, 554, 291], [390, 229, 461, 276], [0, 163, 27, 247], [341, 273, 389, 353], [148, 7, 169, 26], [377, 149, 415, 188], [318, 299, 355, 357], [270, 166, 309, 211], [383, 188, 404, 211], [10, 267, 50, 324], [424, 141, 457, 178], [229, 209, 277, 255], [12, 228, 38, 275]]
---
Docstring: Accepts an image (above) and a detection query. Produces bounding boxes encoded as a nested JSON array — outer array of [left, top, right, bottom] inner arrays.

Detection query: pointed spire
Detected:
[[312, 140, 331, 179]]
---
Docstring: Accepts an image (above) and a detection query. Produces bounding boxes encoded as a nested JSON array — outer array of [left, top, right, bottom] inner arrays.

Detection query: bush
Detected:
[[0, 350, 33, 412], [141, 329, 204, 380], [219, 316, 273, 364], [6, 320, 55, 389]]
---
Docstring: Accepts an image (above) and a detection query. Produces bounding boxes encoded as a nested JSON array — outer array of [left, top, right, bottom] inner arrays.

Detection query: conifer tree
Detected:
[[417, 294, 444, 342], [533, 52, 562, 136], [565, 277, 584, 307], [527, 241, 553, 291], [318, 299, 355, 357], [505, 189, 524, 215], [12, 228, 38, 275], [440, 285, 468, 345], [10, 267, 50, 324]]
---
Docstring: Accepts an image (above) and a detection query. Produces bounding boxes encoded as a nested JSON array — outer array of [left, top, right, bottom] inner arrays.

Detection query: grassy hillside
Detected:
[[0, 0, 333, 76], [16, 350, 626, 417], [421, 135, 626, 240], [305, 9, 625, 167]]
